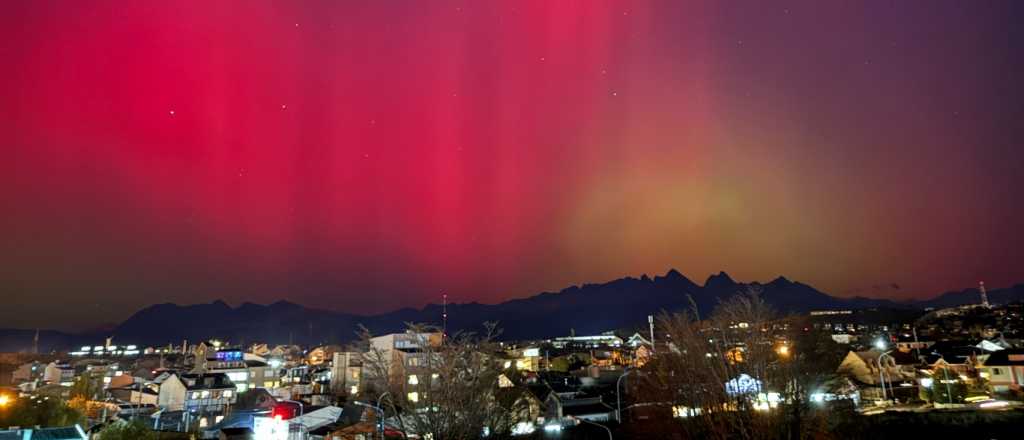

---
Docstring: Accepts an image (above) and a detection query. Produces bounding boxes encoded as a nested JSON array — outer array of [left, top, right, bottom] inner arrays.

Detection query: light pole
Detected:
[[354, 400, 386, 440], [376, 391, 393, 440], [877, 350, 893, 404], [571, 416, 613, 440], [616, 368, 633, 423], [376, 391, 391, 409]]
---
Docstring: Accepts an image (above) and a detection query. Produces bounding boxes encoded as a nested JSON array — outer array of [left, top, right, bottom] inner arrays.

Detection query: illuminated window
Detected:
[[407, 392, 419, 403], [215, 415, 224, 424], [350, 385, 358, 395], [408, 375, 419, 385], [200, 391, 210, 399], [199, 417, 208, 428], [223, 390, 234, 398]]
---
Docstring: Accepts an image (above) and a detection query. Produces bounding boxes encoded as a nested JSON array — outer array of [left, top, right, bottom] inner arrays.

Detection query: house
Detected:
[[155, 372, 188, 411], [199, 349, 278, 392], [108, 382, 159, 406], [42, 362, 75, 386], [836, 350, 919, 400], [181, 373, 238, 415], [249, 343, 270, 357], [543, 392, 614, 423], [980, 349, 1024, 392], [308, 345, 342, 365], [0, 425, 87, 440], [10, 361, 44, 385], [626, 332, 651, 348], [836, 350, 917, 385]]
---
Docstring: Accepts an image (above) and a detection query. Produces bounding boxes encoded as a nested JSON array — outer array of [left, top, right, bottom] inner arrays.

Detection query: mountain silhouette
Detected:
[[3, 270, 1022, 352]]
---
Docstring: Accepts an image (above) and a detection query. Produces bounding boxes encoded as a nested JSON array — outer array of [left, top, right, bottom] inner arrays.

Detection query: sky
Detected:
[[2, 1, 1023, 331]]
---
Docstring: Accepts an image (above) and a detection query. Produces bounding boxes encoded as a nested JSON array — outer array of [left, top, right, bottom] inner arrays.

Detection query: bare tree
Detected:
[[358, 322, 530, 440], [635, 288, 797, 440]]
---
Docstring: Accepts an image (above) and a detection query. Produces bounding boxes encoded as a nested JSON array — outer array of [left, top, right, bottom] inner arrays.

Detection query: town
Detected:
[[2, 285, 1023, 440]]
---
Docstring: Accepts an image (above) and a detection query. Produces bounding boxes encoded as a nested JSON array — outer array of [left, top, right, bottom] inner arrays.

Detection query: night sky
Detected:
[[2, 1, 1023, 331]]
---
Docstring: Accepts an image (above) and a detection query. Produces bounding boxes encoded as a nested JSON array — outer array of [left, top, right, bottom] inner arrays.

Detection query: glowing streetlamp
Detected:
[[776, 345, 790, 357]]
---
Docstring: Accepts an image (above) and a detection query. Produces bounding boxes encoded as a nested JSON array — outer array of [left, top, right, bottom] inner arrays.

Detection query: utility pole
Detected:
[[648, 315, 655, 352]]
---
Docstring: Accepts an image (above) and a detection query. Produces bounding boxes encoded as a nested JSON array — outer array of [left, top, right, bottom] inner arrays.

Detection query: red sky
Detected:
[[2, 1, 1023, 330]]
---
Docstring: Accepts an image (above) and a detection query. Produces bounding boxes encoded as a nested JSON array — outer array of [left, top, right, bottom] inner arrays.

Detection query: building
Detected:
[[543, 392, 614, 423], [367, 331, 442, 385], [10, 361, 44, 385], [180, 373, 239, 429], [201, 349, 278, 392], [108, 382, 159, 406], [155, 372, 188, 411], [308, 345, 342, 365], [981, 349, 1024, 392], [550, 333, 623, 349], [42, 362, 75, 386], [330, 352, 363, 395]]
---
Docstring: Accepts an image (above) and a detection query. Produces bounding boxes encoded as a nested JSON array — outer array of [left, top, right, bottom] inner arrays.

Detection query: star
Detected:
[[281, 104, 287, 110], [169, 110, 175, 116]]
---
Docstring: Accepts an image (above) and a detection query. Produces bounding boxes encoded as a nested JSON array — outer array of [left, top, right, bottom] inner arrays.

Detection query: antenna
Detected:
[[442, 293, 448, 344], [979, 281, 991, 308]]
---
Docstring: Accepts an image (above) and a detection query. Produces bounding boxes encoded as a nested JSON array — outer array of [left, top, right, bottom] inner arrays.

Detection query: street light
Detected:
[[616, 368, 633, 423], [876, 350, 893, 403], [353, 400, 386, 440], [376, 391, 393, 440], [776, 345, 790, 357]]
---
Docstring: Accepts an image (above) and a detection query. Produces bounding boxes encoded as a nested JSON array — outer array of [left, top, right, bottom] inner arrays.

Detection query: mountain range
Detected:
[[3, 270, 1022, 352]]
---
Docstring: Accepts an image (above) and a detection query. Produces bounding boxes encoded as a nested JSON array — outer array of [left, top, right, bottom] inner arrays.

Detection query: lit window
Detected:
[[223, 390, 234, 398], [200, 391, 210, 399], [408, 375, 419, 385], [215, 415, 224, 424], [407, 392, 419, 403], [199, 417, 208, 428], [350, 385, 358, 395]]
